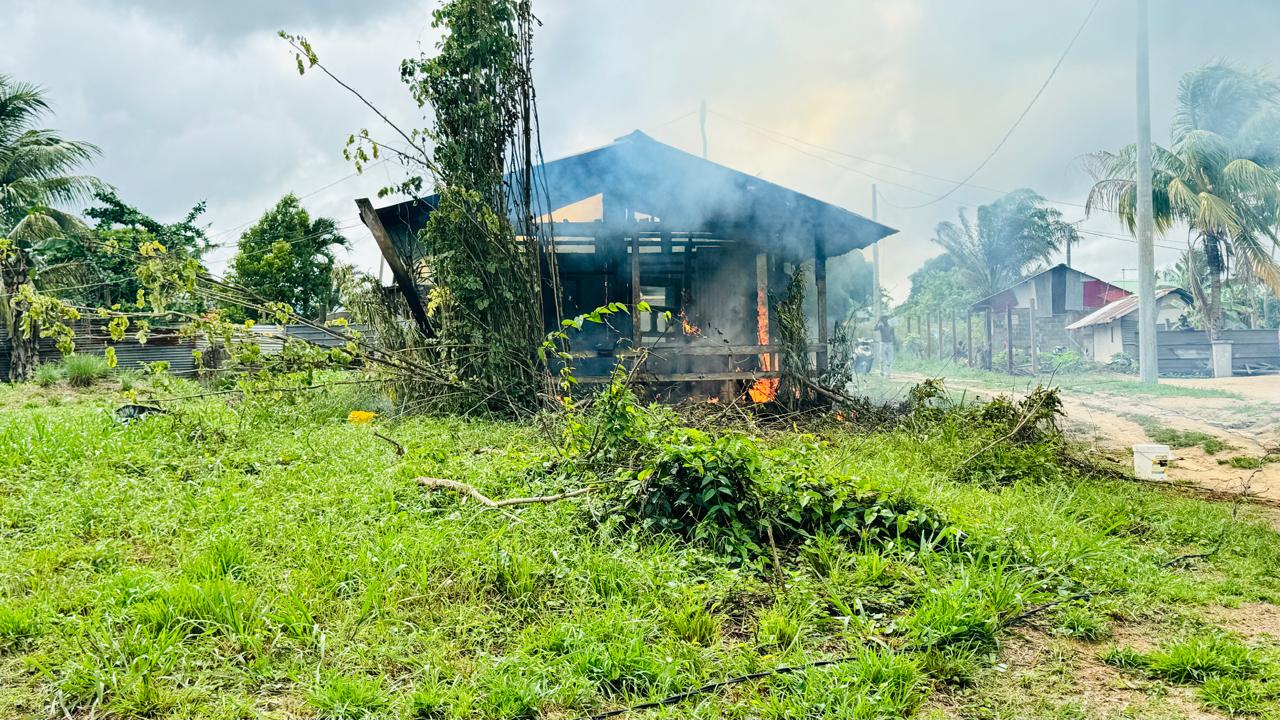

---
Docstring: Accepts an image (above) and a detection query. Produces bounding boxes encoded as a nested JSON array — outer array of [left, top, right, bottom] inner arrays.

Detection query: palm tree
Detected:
[[0, 75, 100, 380], [931, 188, 1079, 298], [1087, 63, 1280, 340]]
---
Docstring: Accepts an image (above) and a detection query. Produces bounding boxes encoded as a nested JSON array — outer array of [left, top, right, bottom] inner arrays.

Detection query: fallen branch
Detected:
[[1004, 589, 1119, 627], [416, 477, 591, 508], [373, 430, 405, 456]]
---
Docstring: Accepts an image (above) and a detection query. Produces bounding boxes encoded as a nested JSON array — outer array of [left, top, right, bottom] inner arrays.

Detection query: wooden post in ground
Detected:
[[950, 311, 958, 360], [926, 313, 934, 358], [1028, 300, 1038, 374], [985, 309, 994, 370], [1005, 305, 1015, 374], [938, 310, 945, 360], [630, 233, 641, 347], [814, 237, 828, 373], [966, 312, 974, 366]]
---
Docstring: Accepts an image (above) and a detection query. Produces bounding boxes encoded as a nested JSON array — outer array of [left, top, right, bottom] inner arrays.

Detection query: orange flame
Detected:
[[680, 310, 702, 337], [748, 285, 778, 403]]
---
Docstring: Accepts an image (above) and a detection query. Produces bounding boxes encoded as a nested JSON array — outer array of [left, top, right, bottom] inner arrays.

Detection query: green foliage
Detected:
[[0, 602, 40, 649], [226, 193, 347, 321], [1197, 676, 1268, 716], [1053, 605, 1111, 640], [1108, 634, 1260, 684], [308, 675, 388, 719], [926, 188, 1078, 301], [61, 353, 111, 387], [33, 363, 62, 388]]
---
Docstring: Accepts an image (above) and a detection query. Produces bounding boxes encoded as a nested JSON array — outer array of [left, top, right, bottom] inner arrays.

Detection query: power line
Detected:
[[891, 0, 1103, 209]]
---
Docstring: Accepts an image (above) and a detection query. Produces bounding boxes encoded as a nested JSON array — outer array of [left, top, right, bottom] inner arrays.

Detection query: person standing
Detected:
[[875, 316, 897, 378]]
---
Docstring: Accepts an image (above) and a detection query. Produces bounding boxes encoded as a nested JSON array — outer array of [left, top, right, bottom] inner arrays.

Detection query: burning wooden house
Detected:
[[357, 130, 895, 401]]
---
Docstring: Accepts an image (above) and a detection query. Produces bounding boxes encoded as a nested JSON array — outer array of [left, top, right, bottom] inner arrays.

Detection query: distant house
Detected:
[[1065, 287, 1194, 362], [969, 264, 1130, 352]]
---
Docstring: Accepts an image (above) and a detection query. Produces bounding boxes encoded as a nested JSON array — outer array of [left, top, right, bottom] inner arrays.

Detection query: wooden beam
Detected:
[[631, 233, 641, 346], [356, 198, 431, 336], [814, 237, 828, 372], [1006, 305, 1015, 374], [576, 370, 783, 384]]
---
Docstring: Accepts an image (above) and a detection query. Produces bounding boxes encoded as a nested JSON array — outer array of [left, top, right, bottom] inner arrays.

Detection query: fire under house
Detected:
[[357, 130, 896, 401]]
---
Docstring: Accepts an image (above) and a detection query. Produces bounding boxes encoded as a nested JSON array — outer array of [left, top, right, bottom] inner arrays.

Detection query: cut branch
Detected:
[[416, 477, 591, 508]]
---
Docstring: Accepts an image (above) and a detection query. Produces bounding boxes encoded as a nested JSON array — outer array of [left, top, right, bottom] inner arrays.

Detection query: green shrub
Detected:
[[33, 364, 62, 388], [1220, 456, 1264, 470], [756, 605, 803, 651], [307, 675, 387, 719], [62, 353, 112, 387], [118, 368, 144, 391]]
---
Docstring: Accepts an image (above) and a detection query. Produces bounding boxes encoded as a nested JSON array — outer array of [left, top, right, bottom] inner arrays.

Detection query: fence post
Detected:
[[926, 313, 934, 358], [1005, 305, 1015, 374], [966, 312, 974, 367], [1028, 301, 1038, 374], [950, 311, 958, 360]]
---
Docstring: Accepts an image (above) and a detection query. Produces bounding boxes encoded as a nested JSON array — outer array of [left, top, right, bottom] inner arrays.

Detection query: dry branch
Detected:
[[416, 477, 591, 508]]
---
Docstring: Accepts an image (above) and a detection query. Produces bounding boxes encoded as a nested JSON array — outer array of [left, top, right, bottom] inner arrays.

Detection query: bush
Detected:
[[62, 353, 112, 387], [33, 364, 63, 388]]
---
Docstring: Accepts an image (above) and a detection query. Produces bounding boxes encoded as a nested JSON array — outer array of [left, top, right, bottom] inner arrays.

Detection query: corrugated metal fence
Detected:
[[1157, 328, 1280, 376], [1, 322, 375, 382]]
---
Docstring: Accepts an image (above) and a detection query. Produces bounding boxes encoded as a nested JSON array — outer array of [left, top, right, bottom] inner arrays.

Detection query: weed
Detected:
[[1053, 605, 1111, 641], [33, 363, 62, 388], [0, 602, 40, 649], [118, 368, 144, 391], [666, 600, 720, 645], [1099, 645, 1148, 670], [756, 605, 804, 651], [1144, 634, 1260, 683], [62, 353, 112, 387], [1220, 456, 1264, 470], [307, 675, 388, 719], [1202, 437, 1232, 455], [1197, 676, 1266, 715]]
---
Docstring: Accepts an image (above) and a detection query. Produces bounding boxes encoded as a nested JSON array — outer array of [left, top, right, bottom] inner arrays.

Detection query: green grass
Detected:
[[1, 380, 1279, 718], [1126, 415, 1233, 454], [59, 354, 112, 387], [896, 356, 1244, 400]]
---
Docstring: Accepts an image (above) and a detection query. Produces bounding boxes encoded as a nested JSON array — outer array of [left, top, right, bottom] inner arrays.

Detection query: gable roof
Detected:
[[967, 262, 1131, 310], [364, 130, 897, 260], [1065, 287, 1194, 330]]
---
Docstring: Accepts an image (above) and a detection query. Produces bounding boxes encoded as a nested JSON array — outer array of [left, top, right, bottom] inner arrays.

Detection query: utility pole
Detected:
[[699, 99, 708, 159], [1135, 0, 1158, 384]]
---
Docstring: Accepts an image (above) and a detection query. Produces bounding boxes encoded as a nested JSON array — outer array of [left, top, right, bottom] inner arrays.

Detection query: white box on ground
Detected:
[[1133, 443, 1172, 480]]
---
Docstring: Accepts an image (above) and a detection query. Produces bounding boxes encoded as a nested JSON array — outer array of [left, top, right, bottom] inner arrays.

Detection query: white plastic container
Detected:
[[1133, 443, 1172, 480]]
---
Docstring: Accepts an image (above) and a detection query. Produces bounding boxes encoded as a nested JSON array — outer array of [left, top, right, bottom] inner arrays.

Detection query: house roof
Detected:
[[364, 130, 897, 260], [1065, 287, 1194, 330], [969, 263, 1121, 311]]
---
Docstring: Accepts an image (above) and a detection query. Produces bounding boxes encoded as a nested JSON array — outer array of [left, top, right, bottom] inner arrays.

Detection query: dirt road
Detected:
[[894, 372, 1280, 503]]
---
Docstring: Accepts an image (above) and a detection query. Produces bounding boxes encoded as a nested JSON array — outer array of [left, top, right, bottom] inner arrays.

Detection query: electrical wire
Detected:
[[892, 0, 1103, 209]]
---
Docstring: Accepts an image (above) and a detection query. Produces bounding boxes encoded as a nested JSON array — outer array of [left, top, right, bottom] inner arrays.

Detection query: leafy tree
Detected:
[[930, 188, 1079, 300], [226, 194, 347, 321], [1088, 62, 1280, 339], [900, 254, 978, 314], [0, 75, 101, 381], [33, 189, 210, 309]]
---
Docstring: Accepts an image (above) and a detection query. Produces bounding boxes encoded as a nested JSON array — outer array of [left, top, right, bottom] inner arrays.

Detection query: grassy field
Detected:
[[2, 375, 1280, 719], [891, 356, 1245, 401]]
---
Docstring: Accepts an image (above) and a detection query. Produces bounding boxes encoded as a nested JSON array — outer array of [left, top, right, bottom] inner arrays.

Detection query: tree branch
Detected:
[[416, 477, 591, 508]]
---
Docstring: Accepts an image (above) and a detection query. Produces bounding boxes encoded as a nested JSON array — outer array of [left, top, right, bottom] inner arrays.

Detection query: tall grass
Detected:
[[0, 382, 1277, 717]]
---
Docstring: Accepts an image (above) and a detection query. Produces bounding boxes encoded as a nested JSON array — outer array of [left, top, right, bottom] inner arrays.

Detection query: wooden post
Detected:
[[630, 233, 641, 346], [814, 240, 829, 373], [1028, 300, 1038, 374], [356, 198, 431, 336], [950, 311, 958, 360], [937, 311, 944, 360], [926, 313, 934, 358], [985, 309, 994, 370], [966, 312, 974, 367], [1005, 305, 1015, 374]]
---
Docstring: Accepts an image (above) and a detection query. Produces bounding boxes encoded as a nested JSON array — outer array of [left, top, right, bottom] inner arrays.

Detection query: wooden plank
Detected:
[[577, 370, 783, 384], [356, 198, 431, 336], [966, 312, 974, 366], [985, 309, 994, 370], [1006, 305, 1014, 374]]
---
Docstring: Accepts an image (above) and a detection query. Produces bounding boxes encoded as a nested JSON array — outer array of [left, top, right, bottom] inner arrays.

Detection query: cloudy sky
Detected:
[[4, 0, 1279, 301]]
